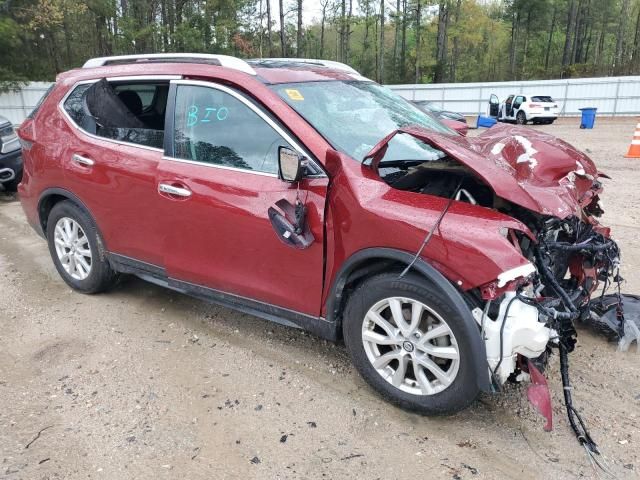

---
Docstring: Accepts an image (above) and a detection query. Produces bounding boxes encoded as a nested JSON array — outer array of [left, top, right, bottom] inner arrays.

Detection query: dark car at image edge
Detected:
[[0, 114, 22, 191]]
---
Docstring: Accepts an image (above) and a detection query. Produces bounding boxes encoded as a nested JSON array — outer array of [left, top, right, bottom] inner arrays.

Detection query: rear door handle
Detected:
[[158, 183, 192, 197], [72, 153, 95, 166]]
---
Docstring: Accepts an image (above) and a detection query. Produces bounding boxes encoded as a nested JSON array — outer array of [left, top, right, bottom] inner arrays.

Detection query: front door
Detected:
[[488, 94, 500, 118], [157, 80, 328, 316]]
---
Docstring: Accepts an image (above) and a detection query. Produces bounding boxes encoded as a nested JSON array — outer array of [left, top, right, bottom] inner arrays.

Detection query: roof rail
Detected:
[[255, 58, 360, 75], [82, 53, 256, 75]]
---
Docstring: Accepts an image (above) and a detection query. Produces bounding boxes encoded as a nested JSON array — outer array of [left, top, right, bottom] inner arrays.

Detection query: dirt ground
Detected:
[[1, 117, 639, 480]]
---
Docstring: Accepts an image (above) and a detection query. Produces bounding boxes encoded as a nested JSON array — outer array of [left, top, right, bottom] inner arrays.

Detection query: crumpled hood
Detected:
[[365, 124, 602, 219]]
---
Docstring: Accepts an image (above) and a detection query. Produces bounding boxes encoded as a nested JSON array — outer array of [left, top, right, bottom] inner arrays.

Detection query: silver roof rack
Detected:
[[255, 58, 360, 75], [82, 53, 256, 75]]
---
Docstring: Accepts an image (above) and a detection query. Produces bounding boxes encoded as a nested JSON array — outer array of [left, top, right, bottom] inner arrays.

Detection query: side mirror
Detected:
[[278, 146, 306, 183]]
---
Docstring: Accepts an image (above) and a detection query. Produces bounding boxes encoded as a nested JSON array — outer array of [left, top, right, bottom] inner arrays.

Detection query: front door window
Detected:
[[172, 84, 293, 175]]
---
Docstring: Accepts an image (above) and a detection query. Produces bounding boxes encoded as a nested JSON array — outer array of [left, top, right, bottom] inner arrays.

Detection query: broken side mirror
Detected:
[[278, 146, 306, 183]]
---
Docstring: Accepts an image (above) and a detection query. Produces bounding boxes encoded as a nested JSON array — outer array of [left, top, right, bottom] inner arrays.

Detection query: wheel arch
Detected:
[[38, 188, 101, 240], [326, 247, 490, 391]]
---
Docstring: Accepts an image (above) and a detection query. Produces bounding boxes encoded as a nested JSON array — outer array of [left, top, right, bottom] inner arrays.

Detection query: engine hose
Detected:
[[534, 246, 577, 313], [559, 345, 600, 454], [546, 241, 614, 252]]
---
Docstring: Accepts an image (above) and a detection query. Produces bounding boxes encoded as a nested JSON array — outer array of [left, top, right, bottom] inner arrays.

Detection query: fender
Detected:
[[326, 247, 491, 392]]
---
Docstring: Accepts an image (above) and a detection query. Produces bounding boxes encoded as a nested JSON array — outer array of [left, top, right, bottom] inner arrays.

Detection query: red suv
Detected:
[[17, 54, 620, 417]]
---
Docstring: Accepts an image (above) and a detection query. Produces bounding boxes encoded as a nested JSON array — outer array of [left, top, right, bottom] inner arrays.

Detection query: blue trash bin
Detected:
[[579, 107, 597, 129], [477, 115, 497, 128]]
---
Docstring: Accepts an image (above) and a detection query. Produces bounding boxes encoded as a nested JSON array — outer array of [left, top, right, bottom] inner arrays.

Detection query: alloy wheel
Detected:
[[361, 297, 460, 396], [53, 217, 92, 281]]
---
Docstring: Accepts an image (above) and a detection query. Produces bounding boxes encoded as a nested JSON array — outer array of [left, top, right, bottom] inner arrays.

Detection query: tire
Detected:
[[516, 111, 527, 125], [342, 272, 480, 415], [1, 169, 21, 192], [46, 200, 118, 294]]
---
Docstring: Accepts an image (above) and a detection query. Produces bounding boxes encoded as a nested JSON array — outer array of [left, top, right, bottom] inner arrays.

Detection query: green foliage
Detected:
[[1, 0, 640, 83]]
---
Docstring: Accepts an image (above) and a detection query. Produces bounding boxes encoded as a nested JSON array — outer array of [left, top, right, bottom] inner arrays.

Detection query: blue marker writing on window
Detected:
[[186, 105, 229, 125]]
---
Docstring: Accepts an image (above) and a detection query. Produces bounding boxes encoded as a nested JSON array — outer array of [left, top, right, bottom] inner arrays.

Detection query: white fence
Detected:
[[388, 75, 640, 117], [0, 82, 52, 125], [2, 75, 640, 125]]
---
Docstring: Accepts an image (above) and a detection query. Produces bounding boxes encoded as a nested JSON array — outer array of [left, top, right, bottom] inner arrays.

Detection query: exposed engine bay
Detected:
[[366, 124, 639, 463]]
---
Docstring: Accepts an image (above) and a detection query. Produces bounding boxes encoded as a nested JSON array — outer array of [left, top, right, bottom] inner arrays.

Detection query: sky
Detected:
[[267, 0, 326, 26]]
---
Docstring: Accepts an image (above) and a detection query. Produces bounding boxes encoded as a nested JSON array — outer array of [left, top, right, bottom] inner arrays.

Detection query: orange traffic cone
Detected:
[[625, 122, 640, 158]]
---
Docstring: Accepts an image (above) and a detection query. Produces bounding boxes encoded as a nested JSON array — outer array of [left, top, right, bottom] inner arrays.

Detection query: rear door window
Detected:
[[62, 79, 169, 149]]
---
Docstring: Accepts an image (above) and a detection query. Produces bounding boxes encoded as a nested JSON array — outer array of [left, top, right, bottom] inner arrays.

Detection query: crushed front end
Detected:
[[370, 123, 634, 455]]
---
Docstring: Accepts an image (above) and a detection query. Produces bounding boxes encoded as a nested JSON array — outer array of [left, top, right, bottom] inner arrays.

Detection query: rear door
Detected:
[[504, 95, 515, 118], [59, 77, 174, 266], [157, 80, 328, 316], [512, 95, 525, 115]]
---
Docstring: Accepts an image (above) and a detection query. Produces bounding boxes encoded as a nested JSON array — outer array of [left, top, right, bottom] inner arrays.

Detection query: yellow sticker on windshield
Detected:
[[285, 89, 304, 101]]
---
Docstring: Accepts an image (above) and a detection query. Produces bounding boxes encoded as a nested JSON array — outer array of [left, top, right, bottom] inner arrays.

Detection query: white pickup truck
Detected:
[[488, 94, 559, 125]]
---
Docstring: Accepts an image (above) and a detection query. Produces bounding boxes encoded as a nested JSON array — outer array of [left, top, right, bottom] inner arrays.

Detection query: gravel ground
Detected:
[[1, 117, 639, 479]]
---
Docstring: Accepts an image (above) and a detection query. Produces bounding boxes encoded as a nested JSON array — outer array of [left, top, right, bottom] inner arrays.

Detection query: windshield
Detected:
[[425, 102, 444, 113], [271, 80, 454, 163]]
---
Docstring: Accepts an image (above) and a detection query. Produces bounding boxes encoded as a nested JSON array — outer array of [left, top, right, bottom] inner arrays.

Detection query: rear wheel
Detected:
[[46, 200, 118, 293], [516, 111, 527, 125], [342, 272, 480, 415]]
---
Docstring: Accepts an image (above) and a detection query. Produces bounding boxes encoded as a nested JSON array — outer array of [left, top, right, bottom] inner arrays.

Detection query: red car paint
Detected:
[[364, 124, 603, 220], [17, 61, 598, 320], [440, 118, 468, 136]]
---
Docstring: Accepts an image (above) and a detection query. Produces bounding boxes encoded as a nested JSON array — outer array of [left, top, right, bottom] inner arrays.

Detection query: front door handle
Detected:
[[72, 153, 95, 166], [158, 183, 192, 198]]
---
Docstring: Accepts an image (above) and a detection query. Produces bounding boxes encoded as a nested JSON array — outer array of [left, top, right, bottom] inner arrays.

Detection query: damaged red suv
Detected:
[[18, 54, 621, 419]]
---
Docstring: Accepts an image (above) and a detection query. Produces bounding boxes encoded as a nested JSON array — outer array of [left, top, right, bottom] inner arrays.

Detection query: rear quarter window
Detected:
[[531, 96, 554, 102], [28, 83, 56, 119], [62, 80, 167, 149]]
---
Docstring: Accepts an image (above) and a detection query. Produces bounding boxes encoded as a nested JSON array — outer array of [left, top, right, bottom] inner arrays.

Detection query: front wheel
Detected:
[[516, 111, 527, 125], [342, 273, 480, 415]]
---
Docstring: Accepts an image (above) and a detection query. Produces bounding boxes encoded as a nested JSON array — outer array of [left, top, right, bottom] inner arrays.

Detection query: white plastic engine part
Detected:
[[472, 292, 553, 384]]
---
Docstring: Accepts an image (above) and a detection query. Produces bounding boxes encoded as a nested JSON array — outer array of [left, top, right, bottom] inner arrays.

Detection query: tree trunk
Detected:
[[614, 0, 630, 74], [521, 9, 532, 78], [509, 7, 519, 78], [161, 0, 168, 51], [561, 0, 577, 75], [632, 4, 640, 72], [339, 0, 346, 61], [363, 0, 371, 74], [297, 0, 303, 57], [435, 0, 449, 82], [401, 0, 407, 80], [266, 0, 273, 56], [320, 1, 327, 58], [345, 0, 352, 63], [415, 0, 421, 83], [378, 0, 385, 82], [393, 0, 400, 70], [571, 0, 584, 65], [279, 0, 287, 56], [544, 4, 557, 72], [450, 0, 461, 81]]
